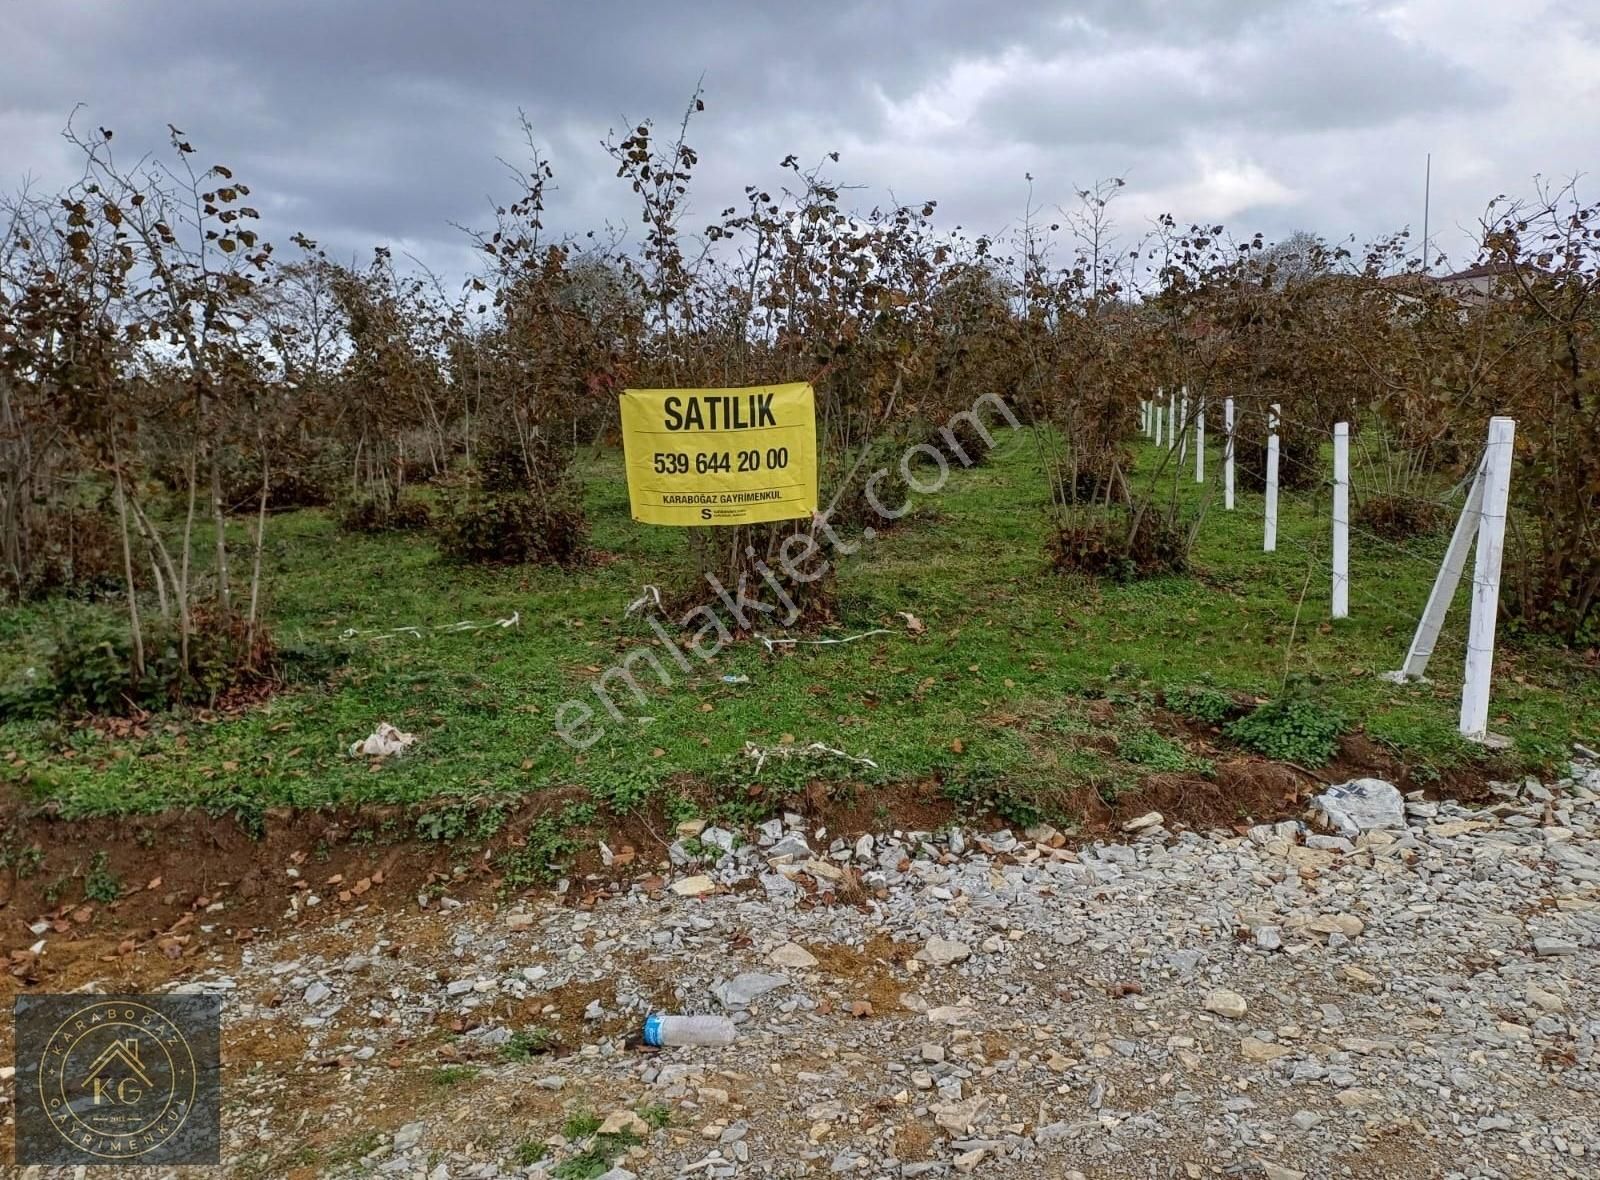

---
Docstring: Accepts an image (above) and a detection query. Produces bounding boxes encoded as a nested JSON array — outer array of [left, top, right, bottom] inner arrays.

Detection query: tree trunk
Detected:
[[179, 451, 198, 677], [210, 444, 232, 616], [246, 452, 270, 661], [112, 462, 145, 678]]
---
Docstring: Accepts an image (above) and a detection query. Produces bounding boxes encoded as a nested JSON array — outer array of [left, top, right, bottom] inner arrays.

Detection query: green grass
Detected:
[[1, 430, 1595, 824], [500, 1026, 560, 1061], [429, 1065, 479, 1088], [637, 1102, 672, 1130], [561, 1110, 603, 1140], [512, 1139, 548, 1167]]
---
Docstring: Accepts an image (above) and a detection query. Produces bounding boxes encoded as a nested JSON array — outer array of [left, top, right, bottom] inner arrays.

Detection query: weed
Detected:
[[637, 1102, 672, 1130], [552, 1129, 645, 1180], [430, 1065, 479, 1088], [82, 851, 121, 903], [500, 1026, 560, 1061], [1163, 681, 1235, 725], [1225, 692, 1347, 767], [497, 803, 595, 887], [662, 792, 700, 826], [326, 1129, 384, 1168], [416, 801, 507, 843], [1116, 728, 1214, 776], [551, 1150, 616, 1180], [587, 767, 656, 814], [1096, 776, 1136, 807], [0, 839, 44, 879], [561, 1110, 602, 1140], [513, 1139, 548, 1167]]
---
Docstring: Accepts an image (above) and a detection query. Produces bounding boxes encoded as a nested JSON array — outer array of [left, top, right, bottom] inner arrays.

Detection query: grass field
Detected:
[[2, 428, 1595, 825]]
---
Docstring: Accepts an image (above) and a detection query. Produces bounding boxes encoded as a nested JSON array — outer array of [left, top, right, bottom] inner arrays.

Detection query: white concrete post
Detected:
[[1223, 397, 1235, 510], [1178, 388, 1190, 464], [1332, 422, 1349, 619], [1141, 398, 1149, 436], [1459, 417, 1516, 740], [1195, 398, 1206, 483], [1264, 404, 1280, 552], [1153, 404, 1163, 448], [1389, 451, 1487, 682], [1167, 388, 1177, 449]]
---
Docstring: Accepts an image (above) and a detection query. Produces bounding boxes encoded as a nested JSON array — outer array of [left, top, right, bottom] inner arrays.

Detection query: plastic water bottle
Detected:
[[642, 1013, 737, 1047]]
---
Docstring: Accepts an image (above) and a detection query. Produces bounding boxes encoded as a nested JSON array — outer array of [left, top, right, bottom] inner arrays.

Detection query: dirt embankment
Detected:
[[0, 726, 1507, 1001]]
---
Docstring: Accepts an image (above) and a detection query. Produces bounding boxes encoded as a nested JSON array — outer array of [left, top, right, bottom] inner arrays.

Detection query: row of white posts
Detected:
[[1136, 393, 1516, 743]]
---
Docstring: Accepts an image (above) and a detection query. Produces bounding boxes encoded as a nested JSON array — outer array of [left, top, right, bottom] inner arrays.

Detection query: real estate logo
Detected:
[[13, 993, 221, 1165]]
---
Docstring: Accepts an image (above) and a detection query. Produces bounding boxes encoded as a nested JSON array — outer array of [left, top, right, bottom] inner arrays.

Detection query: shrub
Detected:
[[1053, 466, 1120, 507], [1048, 508, 1187, 582], [826, 442, 914, 533], [337, 493, 432, 534], [177, 446, 337, 513], [476, 430, 568, 494], [1358, 493, 1446, 541], [0, 608, 295, 721], [938, 416, 996, 467], [1224, 691, 1347, 766], [7, 507, 126, 602], [1235, 421, 1322, 493], [435, 483, 588, 566]]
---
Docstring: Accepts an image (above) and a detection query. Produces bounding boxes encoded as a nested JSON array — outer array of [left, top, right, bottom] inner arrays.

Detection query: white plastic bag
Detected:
[[350, 722, 417, 759]]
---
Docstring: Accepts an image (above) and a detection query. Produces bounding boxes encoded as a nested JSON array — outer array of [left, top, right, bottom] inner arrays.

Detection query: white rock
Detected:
[[598, 1110, 649, 1137], [392, 1122, 426, 1152], [1313, 778, 1404, 835], [1203, 988, 1249, 1019], [916, 936, 972, 966], [768, 942, 819, 970]]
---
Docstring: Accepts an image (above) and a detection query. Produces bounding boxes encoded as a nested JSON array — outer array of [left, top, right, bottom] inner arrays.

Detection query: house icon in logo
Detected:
[[83, 1038, 153, 1104]]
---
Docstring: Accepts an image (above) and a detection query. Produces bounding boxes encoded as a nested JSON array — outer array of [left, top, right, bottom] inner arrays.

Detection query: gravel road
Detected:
[[17, 757, 1599, 1179]]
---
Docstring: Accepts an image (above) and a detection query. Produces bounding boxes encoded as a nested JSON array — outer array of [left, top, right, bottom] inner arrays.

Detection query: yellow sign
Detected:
[[619, 382, 818, 526]]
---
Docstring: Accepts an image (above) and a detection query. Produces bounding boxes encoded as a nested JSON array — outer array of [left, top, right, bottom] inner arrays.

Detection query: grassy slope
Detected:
[[2, 429, 1595, 820]]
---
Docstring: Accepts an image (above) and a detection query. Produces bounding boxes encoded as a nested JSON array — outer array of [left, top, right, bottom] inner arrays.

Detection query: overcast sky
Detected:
[[4, 1, 1596, 284]]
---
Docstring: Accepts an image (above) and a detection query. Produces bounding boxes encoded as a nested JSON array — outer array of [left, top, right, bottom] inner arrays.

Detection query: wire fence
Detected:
[[1136, 397, 1495, 684]]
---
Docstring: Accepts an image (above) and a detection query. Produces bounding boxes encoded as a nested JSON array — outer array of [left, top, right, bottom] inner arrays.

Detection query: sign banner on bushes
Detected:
[[618, 382, 818, 526]]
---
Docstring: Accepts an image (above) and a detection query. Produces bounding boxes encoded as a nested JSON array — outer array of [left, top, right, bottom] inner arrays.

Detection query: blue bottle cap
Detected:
[[643, 1014, 663, 1047]]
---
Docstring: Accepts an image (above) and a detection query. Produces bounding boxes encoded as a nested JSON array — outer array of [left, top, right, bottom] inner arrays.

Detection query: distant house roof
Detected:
[[1436, 261, 1520, 283]]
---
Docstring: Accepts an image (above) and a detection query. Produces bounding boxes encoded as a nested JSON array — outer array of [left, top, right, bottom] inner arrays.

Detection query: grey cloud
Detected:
[[975, 6, 1502, 151], [0, 1, 1588, 278]]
